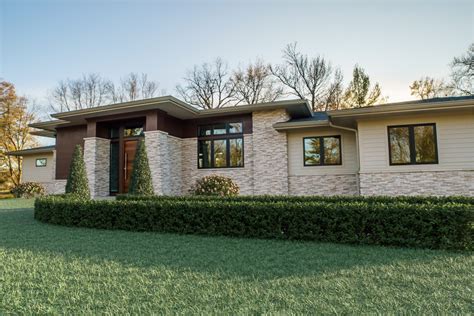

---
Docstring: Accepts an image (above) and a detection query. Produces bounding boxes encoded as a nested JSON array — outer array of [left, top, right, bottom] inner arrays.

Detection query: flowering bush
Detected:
[[190, 175, 239, 196], [11, 182, 45, 198]]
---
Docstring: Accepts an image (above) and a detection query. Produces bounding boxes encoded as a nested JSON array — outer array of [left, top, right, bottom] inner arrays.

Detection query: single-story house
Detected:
[[10, 95, 474, 197]]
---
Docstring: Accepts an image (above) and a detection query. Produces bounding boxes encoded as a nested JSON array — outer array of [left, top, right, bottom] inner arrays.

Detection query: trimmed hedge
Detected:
[[117, 194, 474, 205], [35, 195, 473, 250]]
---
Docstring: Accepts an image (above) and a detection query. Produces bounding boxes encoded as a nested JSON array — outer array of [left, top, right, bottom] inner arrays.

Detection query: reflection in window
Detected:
[[229, 138, 243, 167], [36, 158, 47, 167], [228, 122, 242, 134], [213, 139, 227, 167], [304, 136, 341, 166], [199, 126, 213, 136], [213, 124, 227, 135], [198, 138, 243, 168], [388, 124, 437, 165], [124, 127, 143, 137], [198, 140, 211, 168]]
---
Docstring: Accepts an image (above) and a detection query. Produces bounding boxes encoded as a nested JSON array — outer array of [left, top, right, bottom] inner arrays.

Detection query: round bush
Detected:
[[11, 182, 45, 198], [190, 175, 239, 196]]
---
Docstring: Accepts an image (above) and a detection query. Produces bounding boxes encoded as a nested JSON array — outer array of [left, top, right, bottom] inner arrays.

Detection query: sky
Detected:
[[1, 0, 473, 109]]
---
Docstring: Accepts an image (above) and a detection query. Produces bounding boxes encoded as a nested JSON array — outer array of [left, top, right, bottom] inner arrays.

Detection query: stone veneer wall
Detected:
[[145, 130, 182, 195], [181, 135, 254, 195], [252, 109, 290, 195], [43, 180, 67, 195], [84, 137, 110, 197], [289, 175, 359, 196], [360, 171, 474, 196]]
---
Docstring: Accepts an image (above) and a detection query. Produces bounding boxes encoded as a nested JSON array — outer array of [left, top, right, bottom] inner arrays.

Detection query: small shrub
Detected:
[[190, 175, 239, 196], [11, 182, 45, 198], [65, 145, 90, 199], [129, 139, 154, 196]]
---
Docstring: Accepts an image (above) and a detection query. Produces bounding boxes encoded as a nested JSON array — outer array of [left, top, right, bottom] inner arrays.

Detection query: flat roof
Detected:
[[8, 145, 55, 156]]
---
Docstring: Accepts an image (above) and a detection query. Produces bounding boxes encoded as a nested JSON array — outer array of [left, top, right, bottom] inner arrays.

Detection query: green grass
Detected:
[[1, 199, 473, 314]]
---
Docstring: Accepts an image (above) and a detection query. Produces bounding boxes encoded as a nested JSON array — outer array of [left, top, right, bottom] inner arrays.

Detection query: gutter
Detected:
[[328, 119, 361, 195]]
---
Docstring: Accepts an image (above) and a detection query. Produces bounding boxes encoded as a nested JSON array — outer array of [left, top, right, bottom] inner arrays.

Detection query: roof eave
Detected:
[[273, 120, 329, 131]]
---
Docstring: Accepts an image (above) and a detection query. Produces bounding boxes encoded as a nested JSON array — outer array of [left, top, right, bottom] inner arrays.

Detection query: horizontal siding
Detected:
[[358, 109, 474, 173], [287, 127, 358, 176], [22, 153, 54, 183]]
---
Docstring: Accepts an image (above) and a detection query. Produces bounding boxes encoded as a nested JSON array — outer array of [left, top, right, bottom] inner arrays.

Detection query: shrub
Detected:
[[11, 182, 45, 198], [129, 139, 154, 196], [35, 195, 474, 250], [65, 145, 90, 199], [190, 175, 239, 196]]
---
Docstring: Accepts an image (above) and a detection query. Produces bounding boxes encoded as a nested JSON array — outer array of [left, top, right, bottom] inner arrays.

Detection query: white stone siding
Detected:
[[43, 180, 67, 195], [145, 131, 183, 195], [252, 109, 290, 195], [360, 171, 474, 196], [181, 135, 254, 195], [84, 137, 110, 197], [289, 175, 359, 196]]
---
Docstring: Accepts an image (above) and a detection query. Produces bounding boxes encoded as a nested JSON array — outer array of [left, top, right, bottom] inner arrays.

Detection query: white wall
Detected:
[[21, 153, 54, 183]]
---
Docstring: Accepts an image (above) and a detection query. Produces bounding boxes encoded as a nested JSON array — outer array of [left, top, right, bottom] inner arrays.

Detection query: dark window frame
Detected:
[[197, 121, 244, 169], [387, 123, 439, 166], [303, 135, 342, 167], [35, 158, 47, 167]]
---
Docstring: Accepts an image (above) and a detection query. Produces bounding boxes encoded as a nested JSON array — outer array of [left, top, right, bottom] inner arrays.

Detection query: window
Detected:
[[198, 122, 244, 168], [36, 158, 47, 167], [388, 123, 438, 165], [303, 136, 341, 166], [124, 127, 143, 137]]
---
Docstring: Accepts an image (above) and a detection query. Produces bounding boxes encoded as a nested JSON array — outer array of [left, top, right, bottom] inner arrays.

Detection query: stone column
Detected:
[[84, 137, 110, 197], [252, 109, 290, 195]]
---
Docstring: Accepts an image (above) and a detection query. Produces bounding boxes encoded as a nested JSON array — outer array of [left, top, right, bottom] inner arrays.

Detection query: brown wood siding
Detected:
[[55, 125, 87, 179]]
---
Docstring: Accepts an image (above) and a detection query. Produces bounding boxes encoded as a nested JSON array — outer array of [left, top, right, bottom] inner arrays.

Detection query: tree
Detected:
[[49, 73, 161, 112], [232, 60, 284, 104], [0, 81, 38, 187], [65, 145, 90, 198], [409, 77, 449, 99], [343, 65, 384, 108], [271, 43, 340, 111], [450, 43, 474, 95], [128, 139, 154, 196], [176, 58, 237, 109]]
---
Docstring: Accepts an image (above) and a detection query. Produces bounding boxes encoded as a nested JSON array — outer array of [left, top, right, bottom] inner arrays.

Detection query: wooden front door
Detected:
[[123, 140, 138, 193]]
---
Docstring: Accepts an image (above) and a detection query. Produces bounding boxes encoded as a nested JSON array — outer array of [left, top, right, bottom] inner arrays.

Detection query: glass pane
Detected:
[[110, 127, 119, 139], [304, 138, 321, 165], [229, 122, 242, 134], [213, 124, 227, 135], [414, 125, 436, 163], [389, 127, 411, 164], [198, 140, 211, 168], [36, 158, 47, 167], [124, 127, 143, 137], [213, 139, 227, 167], [109, 142, 119, 193], [199, 126, 212, 136], [229, 138, 243, 167], [323, 137, 341, 164]]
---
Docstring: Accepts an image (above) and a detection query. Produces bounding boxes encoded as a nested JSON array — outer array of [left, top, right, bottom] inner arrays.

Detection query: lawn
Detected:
[[0, 199, 472, 314]]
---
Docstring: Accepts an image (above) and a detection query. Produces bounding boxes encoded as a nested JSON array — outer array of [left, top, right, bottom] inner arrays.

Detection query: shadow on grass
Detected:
[[0, 207, 470, 280]]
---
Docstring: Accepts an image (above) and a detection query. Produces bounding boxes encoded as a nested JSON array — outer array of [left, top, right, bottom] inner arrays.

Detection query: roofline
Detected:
[[198, 99, 312, 117], [273, 120, 329, 131], [327, 98, 474, 118], [7, 145, 55, 156]]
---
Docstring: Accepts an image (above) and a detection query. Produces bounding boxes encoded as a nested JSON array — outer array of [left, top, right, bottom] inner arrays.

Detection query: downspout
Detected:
[[328, 118, 361, 195]]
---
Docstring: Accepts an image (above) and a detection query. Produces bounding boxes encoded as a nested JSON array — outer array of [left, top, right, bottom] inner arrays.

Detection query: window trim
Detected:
[[387, 123, 439, 166], [303, 135, 342, 167], [35, 158, 47, 167], [197, 137, 245, 169]]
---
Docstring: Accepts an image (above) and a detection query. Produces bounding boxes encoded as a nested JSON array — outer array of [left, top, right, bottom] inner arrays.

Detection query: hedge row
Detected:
[[117, 194, 474, 205], [35, 195, 473, 250]]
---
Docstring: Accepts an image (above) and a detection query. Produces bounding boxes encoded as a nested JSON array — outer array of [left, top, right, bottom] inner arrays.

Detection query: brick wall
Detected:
[[84, 137, 110, 197], [289, 174, 358, 196]]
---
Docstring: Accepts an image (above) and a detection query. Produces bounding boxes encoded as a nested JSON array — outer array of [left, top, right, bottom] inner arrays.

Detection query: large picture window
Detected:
[[198, 122, 244, 168], [303, 136, 341, 166], [388, 123, 438, 165]]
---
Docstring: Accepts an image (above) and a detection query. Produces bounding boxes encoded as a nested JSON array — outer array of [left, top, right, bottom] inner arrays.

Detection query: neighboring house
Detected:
[[10, 95, 474, 197]]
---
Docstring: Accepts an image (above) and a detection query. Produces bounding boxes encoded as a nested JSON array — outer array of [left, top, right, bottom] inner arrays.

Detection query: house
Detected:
[[10, 95, 474, 197]]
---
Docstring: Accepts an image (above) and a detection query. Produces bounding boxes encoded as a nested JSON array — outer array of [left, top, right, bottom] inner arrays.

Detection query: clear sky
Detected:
[[1, 0, 473, 107]]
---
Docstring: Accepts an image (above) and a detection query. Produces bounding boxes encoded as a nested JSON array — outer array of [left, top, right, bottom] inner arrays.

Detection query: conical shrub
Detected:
[[65, 145, 90, 199], [129, 139, 154, 196]]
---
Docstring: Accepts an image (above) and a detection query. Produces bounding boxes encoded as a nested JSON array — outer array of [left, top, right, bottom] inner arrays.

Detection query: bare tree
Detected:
[[450, 43, 474, 95], [321, 69, 344, 111], [271, 43, 338, 111], [232, 60, 284, 104], [409, 77, 449, 99], [176, 58, 237, 109], [49, 73, 160, 113]]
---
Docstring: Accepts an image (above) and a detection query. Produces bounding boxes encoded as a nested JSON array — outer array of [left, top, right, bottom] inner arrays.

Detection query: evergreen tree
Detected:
[[129, 139, 154, 196], [343, 65, 384, 108], [65, 145, 90, 198]]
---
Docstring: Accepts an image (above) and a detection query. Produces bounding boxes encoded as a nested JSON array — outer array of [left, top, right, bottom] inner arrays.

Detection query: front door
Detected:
[[123, 140, 138, 193]]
